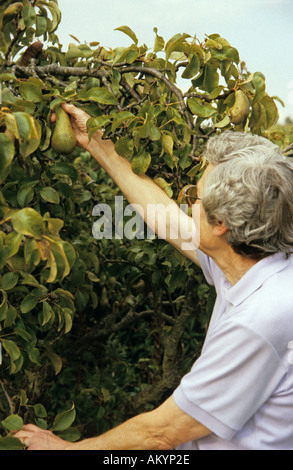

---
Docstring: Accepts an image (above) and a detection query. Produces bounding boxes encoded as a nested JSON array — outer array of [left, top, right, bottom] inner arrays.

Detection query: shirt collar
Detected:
[[225, 252, 290, 307]]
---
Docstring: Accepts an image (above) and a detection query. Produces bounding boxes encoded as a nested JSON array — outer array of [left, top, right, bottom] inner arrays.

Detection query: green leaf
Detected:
[[0, 437, 25, 450], [36, 15, 47, 37], [46, 348, 62, 375], [12, 111, 31, 139], [111, 111, 135, 133], [0, 73, 17, 82], [153, 27, 165, 53], [214, 115, 231, 128], [34, 404, 47, 418], [211, 46, 240, 64], [10, 208, 44, 238], [162, 134, 174, 156], [18, 82, 43, 103], [252, 72, 266, 103], [17, 186, 35, 208], [78, 87, 117, 105], [4, 306, 17, 328], [165, 33, 190, 62], [40, 187, 60, 204], [182, 54, 200, 79], [2, 414, 23, 432], [114, 136, 134, 158], [45, 0, 62, 33], [62, 242, 76, 270], [49, 241, 71, 280], [0, 134, 15, 175], [51, 404, 76, 432], [250, 102, 267, 130], [0, 272, 18, 290], [20, 293, 39, 314], [58, 427, 81, 442], [49, 163, 78, 181], [115, 25, 138, 45], [28, 347, 42, 366], [1, 232, 23, 262], [1, 2, 23, 30], [86, 115, 111, 140], [41, 301, 54, 326], [65, 45, 85, 62], [63, 308, 73, 334], [131, 150, 151, 175], [0, 289, 8, 321], [14, 327, 32, 343], [112, 45, 139, 66], [203, 64, 219, 93], [154, 177, 173, 198], [187, 98, 217, 118], [22, 5, 36, 28], [5, 113, 42, 158], [261, 95, 279, 128], [1, 339, 21, 362]]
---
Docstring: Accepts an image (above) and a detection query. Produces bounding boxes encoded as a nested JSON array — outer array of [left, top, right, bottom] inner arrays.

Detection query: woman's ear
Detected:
[[213, 220, 229, 237]]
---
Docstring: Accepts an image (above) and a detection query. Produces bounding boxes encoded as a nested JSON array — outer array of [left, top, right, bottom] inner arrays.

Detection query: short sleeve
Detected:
[[173, 319, 286, 440]]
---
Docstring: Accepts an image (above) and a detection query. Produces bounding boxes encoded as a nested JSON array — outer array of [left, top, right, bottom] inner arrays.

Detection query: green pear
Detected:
[[51, 105, 77, 155], [230, 90, 251, 125]]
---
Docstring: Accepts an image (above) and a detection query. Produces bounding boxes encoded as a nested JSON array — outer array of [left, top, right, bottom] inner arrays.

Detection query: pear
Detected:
[[51, 105, 77, 155], [230, 90, 251, 125]]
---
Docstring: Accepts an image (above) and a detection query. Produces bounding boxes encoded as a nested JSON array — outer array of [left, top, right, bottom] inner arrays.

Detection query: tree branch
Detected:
[[6, 61, 198, 158], [7, 63, 194, 129], [0, 26, 23, 72], [0, 379, 14, 415], [128, 278, 197, 410], [118, 65, 193, 129]]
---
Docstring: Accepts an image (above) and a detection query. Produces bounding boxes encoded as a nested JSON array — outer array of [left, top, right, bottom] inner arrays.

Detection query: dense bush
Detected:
[[0, 0, 290, 448]]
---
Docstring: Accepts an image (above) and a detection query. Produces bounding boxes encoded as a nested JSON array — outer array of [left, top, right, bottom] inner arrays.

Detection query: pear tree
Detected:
[[0, 0, 290, 448]]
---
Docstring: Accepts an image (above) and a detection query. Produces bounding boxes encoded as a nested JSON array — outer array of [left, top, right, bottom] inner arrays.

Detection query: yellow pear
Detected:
[[230, 90, 251, 125], [51, 105, 77, 155]]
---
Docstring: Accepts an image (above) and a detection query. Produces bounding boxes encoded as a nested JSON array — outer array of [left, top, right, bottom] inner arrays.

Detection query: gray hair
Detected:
[[202, 131, 293, 259]]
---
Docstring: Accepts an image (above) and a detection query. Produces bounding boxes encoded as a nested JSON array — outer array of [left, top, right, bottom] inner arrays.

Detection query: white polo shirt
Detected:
[[174, 250, 293, 450]]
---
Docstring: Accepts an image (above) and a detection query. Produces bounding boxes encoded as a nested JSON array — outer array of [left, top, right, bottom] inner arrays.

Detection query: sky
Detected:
[[55, 0, 293, 123]]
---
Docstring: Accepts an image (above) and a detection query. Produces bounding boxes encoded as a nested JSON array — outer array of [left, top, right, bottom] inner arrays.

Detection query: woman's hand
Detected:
[[51, 103, 95, 151], [52, 103, 115, 159], [14, 424, 74, 450]]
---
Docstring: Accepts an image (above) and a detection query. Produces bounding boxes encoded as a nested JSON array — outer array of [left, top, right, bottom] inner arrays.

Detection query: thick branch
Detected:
[[10, 63, 110, 80], [6, 61, 197, 157], [129, 278, 197, 410], [129, 302, 194, 410], [8, 63, 194, 130]]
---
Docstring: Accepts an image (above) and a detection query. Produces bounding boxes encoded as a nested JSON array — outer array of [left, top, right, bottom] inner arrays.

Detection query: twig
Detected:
[[1, 26, 23, 72], [118, 65, 193, 127], [0, 379, 14, 415], [101, 75, 122, 112]]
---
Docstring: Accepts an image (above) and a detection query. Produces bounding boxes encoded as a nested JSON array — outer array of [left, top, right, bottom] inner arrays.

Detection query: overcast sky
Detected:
[[56, 0, 293, 123]]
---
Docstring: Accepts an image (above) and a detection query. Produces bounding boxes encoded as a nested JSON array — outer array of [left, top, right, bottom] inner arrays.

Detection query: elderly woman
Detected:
[[15, 106, 293, 450]]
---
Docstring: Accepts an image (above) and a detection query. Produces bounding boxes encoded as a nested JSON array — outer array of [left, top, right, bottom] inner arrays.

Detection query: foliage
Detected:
[[0, 0, 288, 448]]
